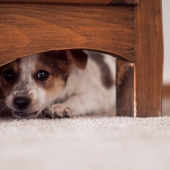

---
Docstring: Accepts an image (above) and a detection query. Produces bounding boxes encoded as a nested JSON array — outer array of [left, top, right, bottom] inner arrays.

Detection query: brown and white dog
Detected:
[[0, 50, 115, 119]]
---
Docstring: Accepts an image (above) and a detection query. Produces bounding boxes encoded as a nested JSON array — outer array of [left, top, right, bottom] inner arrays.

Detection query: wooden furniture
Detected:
[[0, 0, 163, 117], [163, 85, 170, 97]]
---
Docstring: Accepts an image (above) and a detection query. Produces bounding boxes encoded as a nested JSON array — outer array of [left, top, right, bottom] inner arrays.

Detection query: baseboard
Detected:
[[163, 85, 170, 97]]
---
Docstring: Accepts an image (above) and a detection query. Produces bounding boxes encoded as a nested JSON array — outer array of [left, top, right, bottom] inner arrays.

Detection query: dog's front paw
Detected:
[[42, 104, 72, 119]]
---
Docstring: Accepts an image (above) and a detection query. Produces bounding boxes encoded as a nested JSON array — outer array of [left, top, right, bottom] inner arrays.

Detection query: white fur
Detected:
[[5, 55, 46, 118], [53, 51, 116, 116], [4, 51, 115, 118]]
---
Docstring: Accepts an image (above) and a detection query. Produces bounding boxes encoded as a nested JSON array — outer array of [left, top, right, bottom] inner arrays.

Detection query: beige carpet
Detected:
[[0, 97, 170, 170]]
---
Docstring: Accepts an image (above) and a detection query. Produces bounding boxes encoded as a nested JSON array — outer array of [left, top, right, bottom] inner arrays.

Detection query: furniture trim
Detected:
[[0, 0, 139, 5]]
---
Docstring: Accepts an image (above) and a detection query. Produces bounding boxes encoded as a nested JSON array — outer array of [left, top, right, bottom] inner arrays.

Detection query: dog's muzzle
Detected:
[[13, 97, 38, 118], [13, 97, 31, 110]]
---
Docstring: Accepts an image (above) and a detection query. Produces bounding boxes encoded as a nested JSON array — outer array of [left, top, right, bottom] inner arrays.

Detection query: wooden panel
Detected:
[[0, 4, 135, 66], [0, 0, 139, 5], [163, 85, 170, 97], [111, 0, 139, 4], [134, 0, 163, 117], [116, 59, 135, 117]]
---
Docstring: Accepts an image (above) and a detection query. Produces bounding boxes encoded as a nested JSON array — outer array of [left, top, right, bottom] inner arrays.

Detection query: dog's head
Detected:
[[0, 50, 87, 119]]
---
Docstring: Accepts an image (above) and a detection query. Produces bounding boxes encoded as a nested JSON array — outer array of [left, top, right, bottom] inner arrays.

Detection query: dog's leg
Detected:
[[42, 91, 109, 118]]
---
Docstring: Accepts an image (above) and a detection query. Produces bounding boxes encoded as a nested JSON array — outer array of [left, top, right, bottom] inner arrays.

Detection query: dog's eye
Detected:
[[37, 70, 49, 80], [3, 70, 14, 81]]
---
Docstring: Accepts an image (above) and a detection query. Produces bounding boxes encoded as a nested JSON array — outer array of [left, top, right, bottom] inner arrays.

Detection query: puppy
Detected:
[[0, 50, 115, 119]]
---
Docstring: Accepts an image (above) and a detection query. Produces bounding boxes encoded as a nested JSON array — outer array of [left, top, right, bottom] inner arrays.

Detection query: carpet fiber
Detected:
[[0, 98, 170, 170]]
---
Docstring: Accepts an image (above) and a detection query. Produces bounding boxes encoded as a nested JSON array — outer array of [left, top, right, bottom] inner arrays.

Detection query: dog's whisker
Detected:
[[0, 105, 4, 111], [2, 105, 7, 112], [0, 103, 11, 115], [0, 104, 7, 114], [5, 106, 10, 114], [2, 106, 8, 114], [0, 103, 5, 107], [0, 103, 5, 108]]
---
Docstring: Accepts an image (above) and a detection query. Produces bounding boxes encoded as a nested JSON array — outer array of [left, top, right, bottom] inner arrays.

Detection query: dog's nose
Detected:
[[13, 97, 31, 110]]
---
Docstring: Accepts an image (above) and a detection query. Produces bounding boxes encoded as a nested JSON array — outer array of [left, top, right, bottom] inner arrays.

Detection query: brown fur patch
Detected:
[[0, 59, 20, 96], [90, 52, 114, 89], [34, 51, 73, 90], [69, 50, 88, 70]]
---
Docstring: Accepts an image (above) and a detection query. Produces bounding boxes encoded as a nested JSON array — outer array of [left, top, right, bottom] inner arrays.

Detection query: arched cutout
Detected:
[[0, 48, 131, 67]]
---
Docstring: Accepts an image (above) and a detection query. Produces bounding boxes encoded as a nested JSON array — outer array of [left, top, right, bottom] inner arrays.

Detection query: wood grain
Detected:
[[116, 59, 135, 117], [111, 0, 139, 4], [0, 0, 139, 5], [0, 4, 135, 66], [134, 0, 163, 117]]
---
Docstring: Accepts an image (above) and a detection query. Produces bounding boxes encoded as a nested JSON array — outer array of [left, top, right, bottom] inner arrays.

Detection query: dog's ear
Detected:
[[42, 50, 88, 70], [68, 50, 88, 70]]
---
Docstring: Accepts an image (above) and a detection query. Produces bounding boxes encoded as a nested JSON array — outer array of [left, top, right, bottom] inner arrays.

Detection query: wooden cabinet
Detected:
[[0, 0, 163, 117]]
